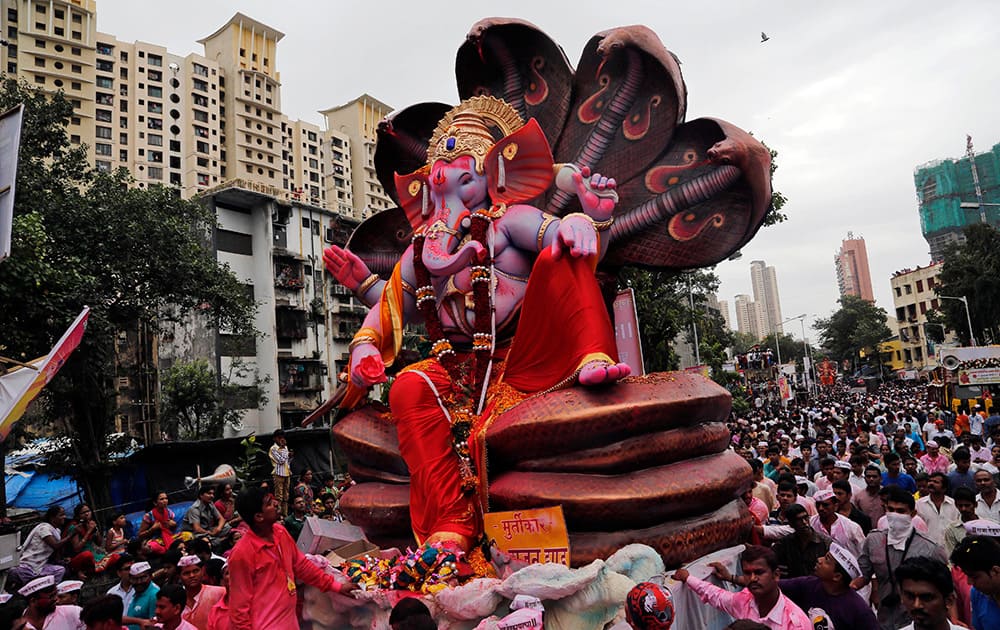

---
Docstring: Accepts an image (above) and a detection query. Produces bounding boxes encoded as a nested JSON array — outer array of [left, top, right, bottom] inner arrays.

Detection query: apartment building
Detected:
[[1, 5, 401, 438], [889, 262, 956, 370]]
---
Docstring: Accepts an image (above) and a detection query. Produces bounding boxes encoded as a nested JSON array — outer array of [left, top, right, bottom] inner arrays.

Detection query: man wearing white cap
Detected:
[[920, 441, 950, 475], [123, 561, 159, 630], [177, 555, 225, 630], [55, 579, 83, 606], [16, 575, 82, 629], [811, 488, 866, 557], [710, 543, 878, 630]]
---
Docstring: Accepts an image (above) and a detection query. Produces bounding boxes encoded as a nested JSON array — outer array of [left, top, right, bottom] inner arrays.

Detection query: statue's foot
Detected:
[[579, 361, 632, 386], [425, 531, 474, 553]]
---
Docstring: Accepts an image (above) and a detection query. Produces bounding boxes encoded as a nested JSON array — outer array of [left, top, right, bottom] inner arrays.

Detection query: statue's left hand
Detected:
[[323, 245, 372, 292], [551, 214, 599, 261], [556, 164, 617, 217]]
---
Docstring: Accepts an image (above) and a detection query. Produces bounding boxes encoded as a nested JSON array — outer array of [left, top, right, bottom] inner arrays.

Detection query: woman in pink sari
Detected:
[[138, 491, 179, 555]]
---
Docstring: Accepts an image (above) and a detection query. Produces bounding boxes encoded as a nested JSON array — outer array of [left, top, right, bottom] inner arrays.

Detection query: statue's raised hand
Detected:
[[323, 245, 371, 292], [349, 343, 387, 388], [555, 164, 618, 218]]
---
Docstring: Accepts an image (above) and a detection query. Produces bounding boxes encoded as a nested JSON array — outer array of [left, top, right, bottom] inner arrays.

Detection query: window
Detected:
[[193, 78, 208, 92], [148, 69, 161, 82], [904, 284, 912, 295], [119, 133, 128, 145], [70, 134, 80, 144], [120, 51, 128, 62], [147, 166, 163, 180], [34, 56, 44, 68], [193, 110, 208, 123], [120, 100, 128, 112], [35, 4, 45, 14], [119, 116, 128, 128], [120, 67, 128, 80], [169, 140, 181, 152], [35, 39, 45, 49], [148, 134, 162, 146], [119, 149, 128, 161], [95, 126, 112, 139], [192, 94, 208, 107], [71, 64, 82, 74], [147, 54, 162, 67], [72, 13, 81, 23], [916, 280, 924, 293], [97, 43, 113, 55], [147, 102, 163, 114], [196, 141, 209, 153], [96, 59, 113, 73], [218, 229, 252, 254], [147, 118, 162, 130], [169, 156, 180, 169], [95, 160, 112, 172], [96, 109, 112, 122], [193, 126, 208, 138], [192, 63, 208, 77], [95, 143, 112, 156], [196, 173, 210, 187], [96, 77, 113, 89], [148, 151, 162, 163], [148, 85, 162, 98]]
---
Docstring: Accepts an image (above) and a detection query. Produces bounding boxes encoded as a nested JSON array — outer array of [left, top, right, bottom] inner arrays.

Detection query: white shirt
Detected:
[[848, 472, 867, 493], [915, 495, 962, 546], [107, 581, 134, 611], [976, 492, 1000, 523], [971, 414, 985, 436], [21, 604, 82, 629], [18, 522, 59, 572], [810, 513, 866, 557]]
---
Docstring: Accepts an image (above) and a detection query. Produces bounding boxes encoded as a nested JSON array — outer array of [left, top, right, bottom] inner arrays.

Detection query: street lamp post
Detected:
[[774, 313, 807, 378], [939, 295, 976, 347]]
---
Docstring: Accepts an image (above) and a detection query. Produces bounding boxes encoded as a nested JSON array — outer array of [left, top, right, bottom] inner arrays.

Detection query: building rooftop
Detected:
[[197, 12, 285, 45]]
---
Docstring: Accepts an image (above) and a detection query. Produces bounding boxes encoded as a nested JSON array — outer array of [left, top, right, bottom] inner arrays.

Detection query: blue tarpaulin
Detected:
[[4, 470, 83, 514]]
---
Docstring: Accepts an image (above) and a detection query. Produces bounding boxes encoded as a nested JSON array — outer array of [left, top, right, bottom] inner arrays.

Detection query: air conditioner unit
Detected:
[[940, 349, 961, 370]]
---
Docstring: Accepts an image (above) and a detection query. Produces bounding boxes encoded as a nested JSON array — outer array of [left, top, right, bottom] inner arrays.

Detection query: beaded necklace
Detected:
[[411, 206, 502, 496]]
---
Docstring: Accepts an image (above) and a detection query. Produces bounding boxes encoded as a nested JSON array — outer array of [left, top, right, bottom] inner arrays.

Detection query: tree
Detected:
[[759, 332, 812, 367], [619, 268, 724, 373], [814, 295, 892, 372], [0, 77, 257, 515], [937, 223, 1000, 345], [159, 359, 268, 440]]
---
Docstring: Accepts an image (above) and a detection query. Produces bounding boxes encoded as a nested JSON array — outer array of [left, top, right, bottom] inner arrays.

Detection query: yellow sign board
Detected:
[[483, 506, 570, 567]]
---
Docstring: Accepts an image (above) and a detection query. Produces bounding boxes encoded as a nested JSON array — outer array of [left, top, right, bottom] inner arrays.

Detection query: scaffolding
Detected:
[[914, 140, 1000, 259]]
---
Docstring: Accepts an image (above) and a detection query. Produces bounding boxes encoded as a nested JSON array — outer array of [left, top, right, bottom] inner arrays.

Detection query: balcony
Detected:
[[277, 359, 326, 394], [274, 260, 304, 290]]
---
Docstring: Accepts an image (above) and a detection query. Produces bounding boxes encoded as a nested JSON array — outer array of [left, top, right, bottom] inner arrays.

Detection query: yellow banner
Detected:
[[483, 506, 570, 567]]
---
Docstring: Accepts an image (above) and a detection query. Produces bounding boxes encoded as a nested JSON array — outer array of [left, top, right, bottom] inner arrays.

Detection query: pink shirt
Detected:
[[182, 584, 226, 630], [685, 576, 812, 630], [206, 598, 229, 630], [228, 523, 346, 629], [920, 454, 951, 475]]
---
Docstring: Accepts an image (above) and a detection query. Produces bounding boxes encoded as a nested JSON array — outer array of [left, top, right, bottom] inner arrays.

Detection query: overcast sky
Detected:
[[97, 0, 1000, 340]]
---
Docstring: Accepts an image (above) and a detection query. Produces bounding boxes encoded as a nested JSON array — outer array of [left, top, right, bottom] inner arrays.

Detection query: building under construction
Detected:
[[914, 138, 1000, 260]]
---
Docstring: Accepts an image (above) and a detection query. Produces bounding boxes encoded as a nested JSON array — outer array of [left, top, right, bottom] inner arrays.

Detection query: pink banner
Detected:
[[0, 307, 89, 441], [612, 289, 645, 376]]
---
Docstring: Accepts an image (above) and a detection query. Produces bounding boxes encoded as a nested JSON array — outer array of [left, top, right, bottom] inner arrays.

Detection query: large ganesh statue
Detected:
[[323, 19, 772, 569]]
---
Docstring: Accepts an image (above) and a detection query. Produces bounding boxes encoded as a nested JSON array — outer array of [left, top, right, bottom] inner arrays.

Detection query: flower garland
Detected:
[[411, 208, 497, 497]]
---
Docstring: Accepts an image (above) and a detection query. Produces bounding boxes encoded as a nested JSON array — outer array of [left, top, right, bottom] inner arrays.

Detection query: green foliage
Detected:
[[0, 76, 258, 511], [762, 143, 787, 227], [814, 295, 893, 368], [618, 268, 725, 374], [937, 224, 1000, 345], [236, 434, 268, 485], [159, 359, 267, 440]]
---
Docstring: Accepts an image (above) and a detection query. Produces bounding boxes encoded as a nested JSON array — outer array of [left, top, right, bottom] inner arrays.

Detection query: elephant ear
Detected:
[[603, 118, 772, 271], [546, 25, 687, 217], [457, 18, 575, 150], [375, 102, 452, 205], [345, 207, 414, 279], [393, 169, 430, 230], [485, 118, 555, 206]]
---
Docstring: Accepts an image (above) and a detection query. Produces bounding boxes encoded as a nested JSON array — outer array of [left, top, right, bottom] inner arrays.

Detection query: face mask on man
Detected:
[[886, 512, 913, 548]]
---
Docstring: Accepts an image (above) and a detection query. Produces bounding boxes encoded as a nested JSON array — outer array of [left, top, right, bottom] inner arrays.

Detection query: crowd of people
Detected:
[[1, 429, 355, 629], [6, 382, 1000, 629], [667, 380, 1000, 630]]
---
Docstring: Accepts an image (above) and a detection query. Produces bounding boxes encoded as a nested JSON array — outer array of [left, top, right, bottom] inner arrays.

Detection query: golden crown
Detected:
[[426, 96, 525, 173]]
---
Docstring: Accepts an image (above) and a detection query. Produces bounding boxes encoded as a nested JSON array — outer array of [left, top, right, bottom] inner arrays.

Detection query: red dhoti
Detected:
[[389, 248, 618, 544]]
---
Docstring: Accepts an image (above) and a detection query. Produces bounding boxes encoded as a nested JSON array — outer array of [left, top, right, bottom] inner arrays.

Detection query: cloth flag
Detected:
[[0, 307, 90, 440]]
